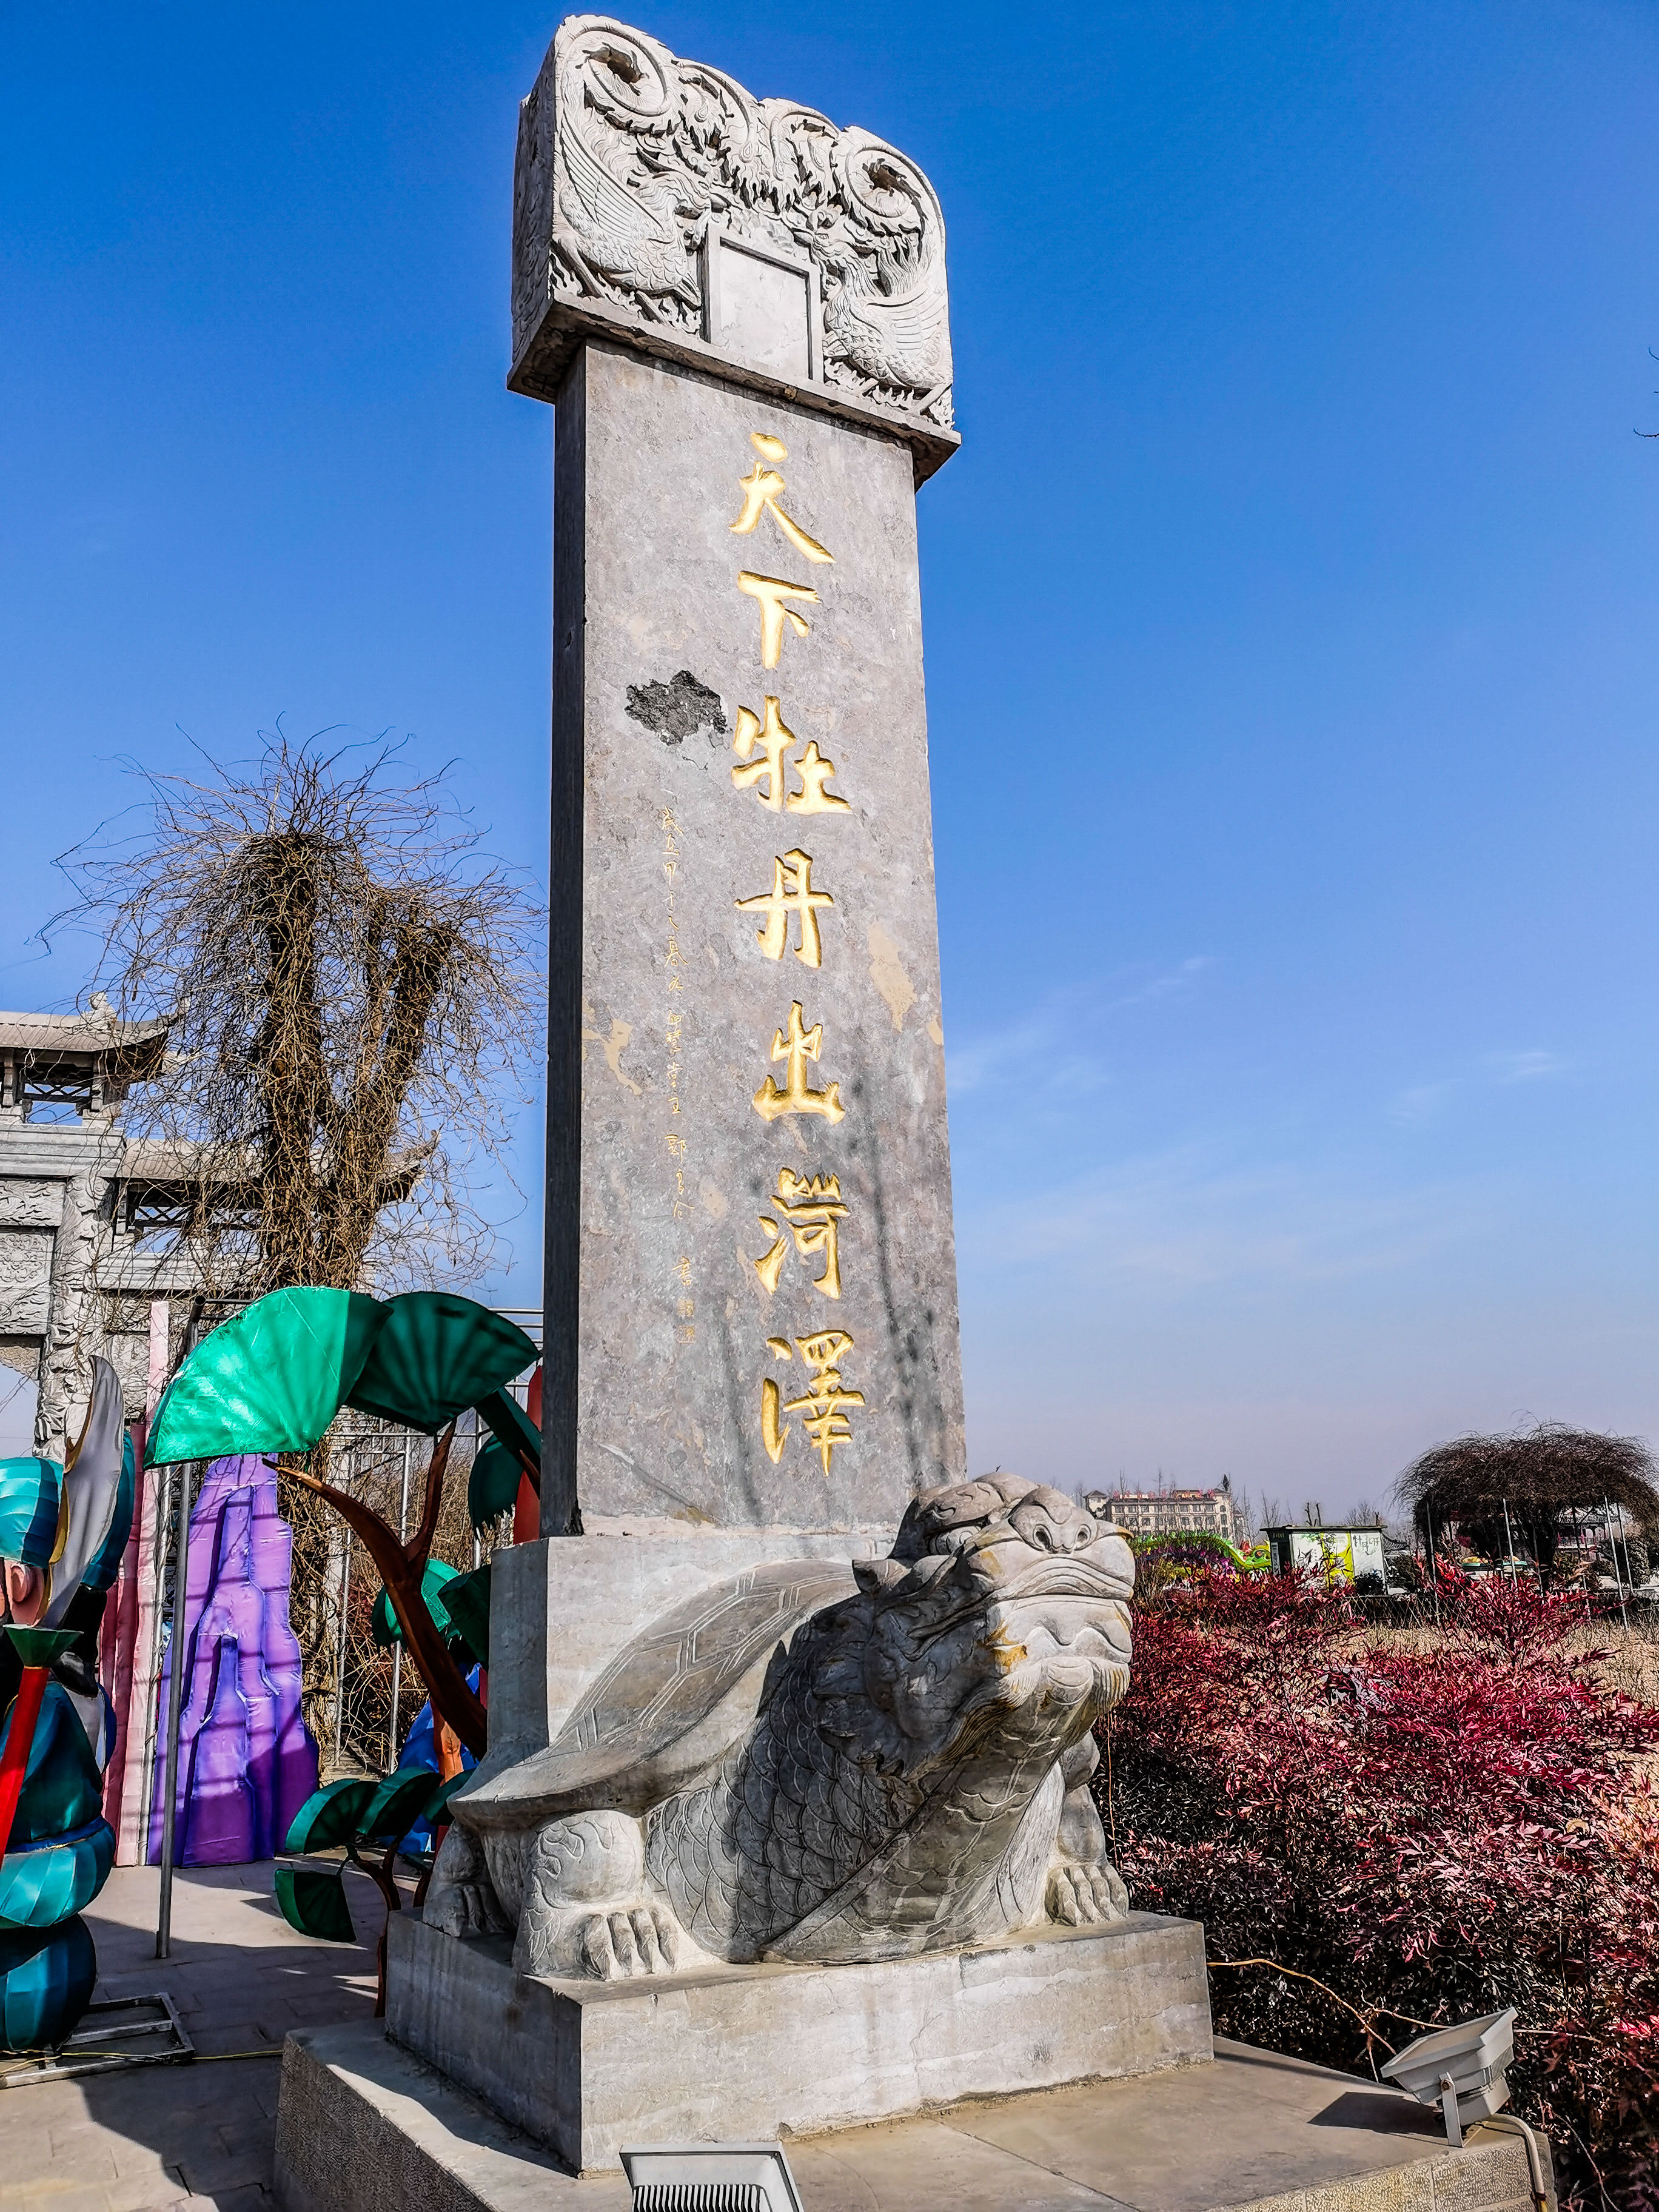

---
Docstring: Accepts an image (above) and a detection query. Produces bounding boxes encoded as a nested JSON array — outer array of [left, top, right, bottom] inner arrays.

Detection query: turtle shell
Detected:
[[457, 1558, 855, 1830]]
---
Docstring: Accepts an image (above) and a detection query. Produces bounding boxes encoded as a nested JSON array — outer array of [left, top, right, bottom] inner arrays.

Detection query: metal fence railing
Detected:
[[303, 1309, 541, 1783]]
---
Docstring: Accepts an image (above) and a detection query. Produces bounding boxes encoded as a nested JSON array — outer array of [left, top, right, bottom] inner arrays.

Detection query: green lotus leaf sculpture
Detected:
[[146, 1289, 387, 1466]]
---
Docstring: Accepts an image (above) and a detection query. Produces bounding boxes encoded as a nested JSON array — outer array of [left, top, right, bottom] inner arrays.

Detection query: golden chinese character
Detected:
[[793, 742, 847, 814], [731, 696, 794, 808], [752, 1001, 845, 1123], [732, 697, 850, 814], [730, 433, 834, 565], [753, 1170, 850, 1299], [738, 572, 819, 670], [736, 850, 833, 967], [785, 1329, 865, 1475], [762, 1375, 788, 1464]]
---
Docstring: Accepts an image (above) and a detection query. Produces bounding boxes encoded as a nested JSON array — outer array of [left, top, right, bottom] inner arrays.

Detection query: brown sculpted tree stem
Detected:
[[283, 1426, 488, 1758]]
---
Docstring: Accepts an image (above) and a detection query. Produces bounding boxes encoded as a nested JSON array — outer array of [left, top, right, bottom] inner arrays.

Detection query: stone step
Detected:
[[273, 2018, 1552, 2212]]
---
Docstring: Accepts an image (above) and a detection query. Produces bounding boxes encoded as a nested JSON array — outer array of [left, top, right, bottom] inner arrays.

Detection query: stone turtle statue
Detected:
[[428, 1476, 1134, 1978]]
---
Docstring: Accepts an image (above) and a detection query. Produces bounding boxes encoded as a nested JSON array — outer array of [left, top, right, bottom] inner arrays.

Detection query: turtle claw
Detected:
[[424, 1825, 510, 1940], [447, 1883, 511, 1939], [1046, 1859, 1128, 1928], [581, 1906, 682, 1979]]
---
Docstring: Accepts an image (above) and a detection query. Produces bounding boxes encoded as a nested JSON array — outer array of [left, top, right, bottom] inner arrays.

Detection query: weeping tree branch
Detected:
[[1396, 1423, 1659, 1577]]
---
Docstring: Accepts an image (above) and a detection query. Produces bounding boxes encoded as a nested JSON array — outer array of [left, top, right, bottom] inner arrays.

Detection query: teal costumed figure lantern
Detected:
[[0, 1358, 133, 2053]]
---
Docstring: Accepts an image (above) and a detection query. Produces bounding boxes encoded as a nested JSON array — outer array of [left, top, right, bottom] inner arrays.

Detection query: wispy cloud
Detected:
[[1390, 1081, 1456, 1126], [1388, 1048, 1567, 1124], [1488, 1049, 1566, 1084], [947, 957, 1212, 1098], [961, 1141, 1486, 1292]]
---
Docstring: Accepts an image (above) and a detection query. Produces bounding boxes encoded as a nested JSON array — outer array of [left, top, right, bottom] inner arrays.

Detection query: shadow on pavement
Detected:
[[10, 1858, 409, 2210]]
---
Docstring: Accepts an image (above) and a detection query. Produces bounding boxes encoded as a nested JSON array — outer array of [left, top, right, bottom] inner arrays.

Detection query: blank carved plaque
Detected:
[[703, 230, 819, 386], [509, 15, 957, 480]]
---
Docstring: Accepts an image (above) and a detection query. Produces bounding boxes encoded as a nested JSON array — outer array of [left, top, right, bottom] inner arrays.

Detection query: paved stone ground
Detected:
[[4, 1859, 406, 2212]]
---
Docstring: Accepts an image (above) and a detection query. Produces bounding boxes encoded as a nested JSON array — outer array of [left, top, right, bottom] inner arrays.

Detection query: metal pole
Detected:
[[1501, 1497, 1518, 1581], [1578, 1501, 1592, 1610], [1604, 1496, 1631, 1633], [155, 1463, 193, 1959], [333, 1538, 352, 1774], [1618, 1504, 1640, 1592], [469, 1408, 482, 1569], [389, 1437, 411, 1768], [139, 1458, 174, 1844]]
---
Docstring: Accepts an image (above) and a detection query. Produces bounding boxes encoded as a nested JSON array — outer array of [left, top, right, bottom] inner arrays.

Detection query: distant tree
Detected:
[[1397, 1423, 1659, 1577]]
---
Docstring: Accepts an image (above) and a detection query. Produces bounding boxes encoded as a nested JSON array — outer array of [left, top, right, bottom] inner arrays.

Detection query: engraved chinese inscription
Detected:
[[753, 1171, 850, 1299]]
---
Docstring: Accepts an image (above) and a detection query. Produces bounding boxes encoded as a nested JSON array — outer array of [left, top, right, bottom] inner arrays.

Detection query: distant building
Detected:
[[1085, 1483, 1240, 1546], [0, 1004, 233, 1455]]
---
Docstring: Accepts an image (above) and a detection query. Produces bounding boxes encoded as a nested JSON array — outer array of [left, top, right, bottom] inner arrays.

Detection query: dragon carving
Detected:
[[512, 16, 954, 427]]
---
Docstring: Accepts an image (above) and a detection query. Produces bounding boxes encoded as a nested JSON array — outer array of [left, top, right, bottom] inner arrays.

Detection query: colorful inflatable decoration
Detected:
[[146, 1289, 540, 1474], [275, 1761, 466, 2013], [387, 1671, 481, 1855], [146, 1289, 537, 1761], [466, 1439, 524, 1533], [1129, 1528, 1261, 1573], [0, 1358, 135, 2053]]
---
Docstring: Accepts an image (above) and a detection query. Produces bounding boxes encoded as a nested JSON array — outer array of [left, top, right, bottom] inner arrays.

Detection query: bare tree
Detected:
[[47, 734, 543, 1744], [49, 733, 541, 1300]]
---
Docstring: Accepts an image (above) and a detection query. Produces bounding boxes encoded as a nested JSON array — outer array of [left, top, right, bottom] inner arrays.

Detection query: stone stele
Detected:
[[531, 12, 964, 1549], [477, 13, 979, 1800]]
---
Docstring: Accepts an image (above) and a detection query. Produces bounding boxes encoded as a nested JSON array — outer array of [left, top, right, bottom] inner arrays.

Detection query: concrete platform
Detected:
[[384, 1907, 1212, 2173], [273, 2019, 1554, 2212], [9, 1859, 402, 2212]]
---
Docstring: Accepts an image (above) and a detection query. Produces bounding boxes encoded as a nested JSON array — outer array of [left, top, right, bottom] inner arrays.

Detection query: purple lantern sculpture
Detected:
[[148, 1456, 317, 1865]]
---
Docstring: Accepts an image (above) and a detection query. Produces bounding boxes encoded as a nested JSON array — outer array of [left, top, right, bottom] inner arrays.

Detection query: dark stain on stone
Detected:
[[626, 670, 726, 748]]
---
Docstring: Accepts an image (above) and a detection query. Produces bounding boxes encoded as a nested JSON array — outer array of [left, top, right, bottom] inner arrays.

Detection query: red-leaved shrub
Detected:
[[1097, 1564, 1659, 2208]]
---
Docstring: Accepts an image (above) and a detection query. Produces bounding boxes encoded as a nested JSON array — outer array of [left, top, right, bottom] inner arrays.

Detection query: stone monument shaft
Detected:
[[515, 15, 964, 1541]]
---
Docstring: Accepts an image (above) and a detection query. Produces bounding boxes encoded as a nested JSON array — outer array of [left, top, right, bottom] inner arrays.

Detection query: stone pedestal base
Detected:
[[384, 1908, 1211, 2175]]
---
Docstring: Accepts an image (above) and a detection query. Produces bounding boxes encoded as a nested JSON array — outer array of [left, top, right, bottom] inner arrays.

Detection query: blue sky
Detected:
[[4, 3, 1658, 1513]]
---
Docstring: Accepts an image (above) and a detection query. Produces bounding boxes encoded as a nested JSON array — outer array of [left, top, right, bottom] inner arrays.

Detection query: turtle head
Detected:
[[815, 1476, 1134, 1777]]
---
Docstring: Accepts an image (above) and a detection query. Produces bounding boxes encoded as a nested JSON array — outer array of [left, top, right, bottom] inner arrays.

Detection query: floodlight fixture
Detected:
[[1379, 2009, 1550, 2211], [1380, 2008, 1515, 2145], [620, 2142, 805, 2212]]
